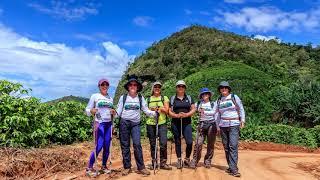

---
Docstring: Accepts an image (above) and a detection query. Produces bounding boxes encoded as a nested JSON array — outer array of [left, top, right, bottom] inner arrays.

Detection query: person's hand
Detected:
[[216, 128, 220, 135], [110, 109, 116, 116], [240, 121, 245, 129], [180, 112, 188, 118], [172, 113, 180, 118], [159, 107, 166, 113], [199, 108, 204, 117], [90, 108, 98, 115]]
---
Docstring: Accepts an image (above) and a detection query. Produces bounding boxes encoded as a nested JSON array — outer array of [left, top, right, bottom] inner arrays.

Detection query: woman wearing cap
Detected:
[[216, 81, 245, 177], [85, 79, 116, 176], [189, 88, 218, 169], [116, 75, 157, 176], [146, 82, 172, 170], [168, 80, 196, 169]]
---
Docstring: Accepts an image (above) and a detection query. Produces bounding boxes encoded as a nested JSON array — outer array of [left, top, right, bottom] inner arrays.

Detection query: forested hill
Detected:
[[115, 25, 320, 127]]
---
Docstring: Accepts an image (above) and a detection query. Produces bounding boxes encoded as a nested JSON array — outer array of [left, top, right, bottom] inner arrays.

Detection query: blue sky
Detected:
[[0, 0, 319, 101]]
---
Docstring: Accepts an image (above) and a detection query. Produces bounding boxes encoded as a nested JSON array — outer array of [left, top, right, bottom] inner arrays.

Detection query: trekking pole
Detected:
[[180, 117, 183, 172], [153, 106, 160, 175]]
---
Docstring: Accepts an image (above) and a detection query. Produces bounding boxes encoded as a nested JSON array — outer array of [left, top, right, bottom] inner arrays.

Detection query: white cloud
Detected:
[[184, 9, 192, 15], [74, 32, 110, 41], [0, 23, 135, 100], [122, 40, 151, 47], [133, 16, 154, 27], [28, 0, 99, 21], [253, 35, 281, 42], [224, 0, 245, 4], [216, 6, 320, 32]]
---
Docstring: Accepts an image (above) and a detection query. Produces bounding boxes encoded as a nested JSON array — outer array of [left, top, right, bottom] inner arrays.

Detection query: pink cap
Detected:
[[98, 78, 110, 86]]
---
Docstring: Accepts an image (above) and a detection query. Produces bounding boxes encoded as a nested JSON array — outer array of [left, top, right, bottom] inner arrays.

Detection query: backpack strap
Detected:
[[196, 100, 201, 111], [119, 94, 128, 118], [138, 93, 143, 110], [146, 96, 150, 108], [170, 95, 176, 111], [231, 94, 241, 121], [187, 95, 192, 105], [210, 101, 214, 109]]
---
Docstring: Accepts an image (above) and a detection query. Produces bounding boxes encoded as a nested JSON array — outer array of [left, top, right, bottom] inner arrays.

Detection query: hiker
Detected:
[[189, 88, 218, 169], [216, 81, 245, 177], [116, 75, 158, 176], [168, 80, 196, 169], [85, 78, 116, 176], [146, 82, 172, 171]]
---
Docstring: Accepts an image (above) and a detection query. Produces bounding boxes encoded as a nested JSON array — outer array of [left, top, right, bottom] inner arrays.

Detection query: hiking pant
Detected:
[[171, 122, 193, 159], [119, 120, 145, 170], [147, 124, 168, 164], [220, 125, 240, 173], [88, 121, 112, 168], [192, 121, 217, 165]]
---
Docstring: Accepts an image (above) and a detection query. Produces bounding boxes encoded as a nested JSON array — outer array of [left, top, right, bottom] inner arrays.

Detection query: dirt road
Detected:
[[50, 149, 320, 180], [116, 150, 319, 180], [3, 141, 320, 180]]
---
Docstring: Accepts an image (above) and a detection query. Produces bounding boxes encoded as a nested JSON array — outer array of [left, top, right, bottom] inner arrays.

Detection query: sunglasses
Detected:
[[100, 83, 109, 87], [129, 83, 138, 87], [154, 85, 161, 89], [177, 85, 186, 88]]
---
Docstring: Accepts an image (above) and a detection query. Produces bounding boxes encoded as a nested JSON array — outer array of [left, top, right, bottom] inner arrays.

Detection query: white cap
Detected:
[[176, 80, 186, 87]]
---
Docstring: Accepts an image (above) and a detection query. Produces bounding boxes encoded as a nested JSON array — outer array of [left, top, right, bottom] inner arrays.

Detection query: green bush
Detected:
[[240, 124, 317, 148], [269, 80, 320, 127], [0, 80, 92, 147]]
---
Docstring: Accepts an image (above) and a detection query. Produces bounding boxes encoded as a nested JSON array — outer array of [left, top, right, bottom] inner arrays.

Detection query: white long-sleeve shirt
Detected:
[[196, 101, 217, 122], [85, 93, 114, 123], [116, 94, 156, 122], [216, 94, 245, 127]]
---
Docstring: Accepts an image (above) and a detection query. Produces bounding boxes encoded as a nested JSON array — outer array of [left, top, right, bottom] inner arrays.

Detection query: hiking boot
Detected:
[[160, 163, 172, 170], [204, 163, 211, 169], [137, 168, 151, 176], [177, 158, 183, 169], [184, 158, 190, 167], [86, 168, 99, 177], [122, 168, 132, 176], [225, 168, 231, 174], [189, 159, 197, 169], [100, 166, 111, 174], [231, 172, 241, 177]]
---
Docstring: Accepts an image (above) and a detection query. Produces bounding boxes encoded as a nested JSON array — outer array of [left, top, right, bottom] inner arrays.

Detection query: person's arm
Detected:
[[85, 94, 96, 116], [214, 100, 221, 129], [116, 95, 124, 118], [168, 102, 180, 118], [235, 95, 245, 123], [141, 96, 156, 117], [161, 101, 169, 114]]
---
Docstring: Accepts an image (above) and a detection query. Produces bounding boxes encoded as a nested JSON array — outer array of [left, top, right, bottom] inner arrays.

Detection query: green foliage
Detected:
[[0, 80, 92, 147], [240, 124, 317, 148], [269, 80, 320, 127], [46, 95, 89, 105]]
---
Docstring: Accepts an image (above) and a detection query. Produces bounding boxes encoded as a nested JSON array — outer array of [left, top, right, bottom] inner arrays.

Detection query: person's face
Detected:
[[153, 85, 161, 95], [202, 93, 210, 101], [99, 82, 109, 95], [176, 85, 186, 94], [128, 81, 138, 94], [219, 86, 230, 96]]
